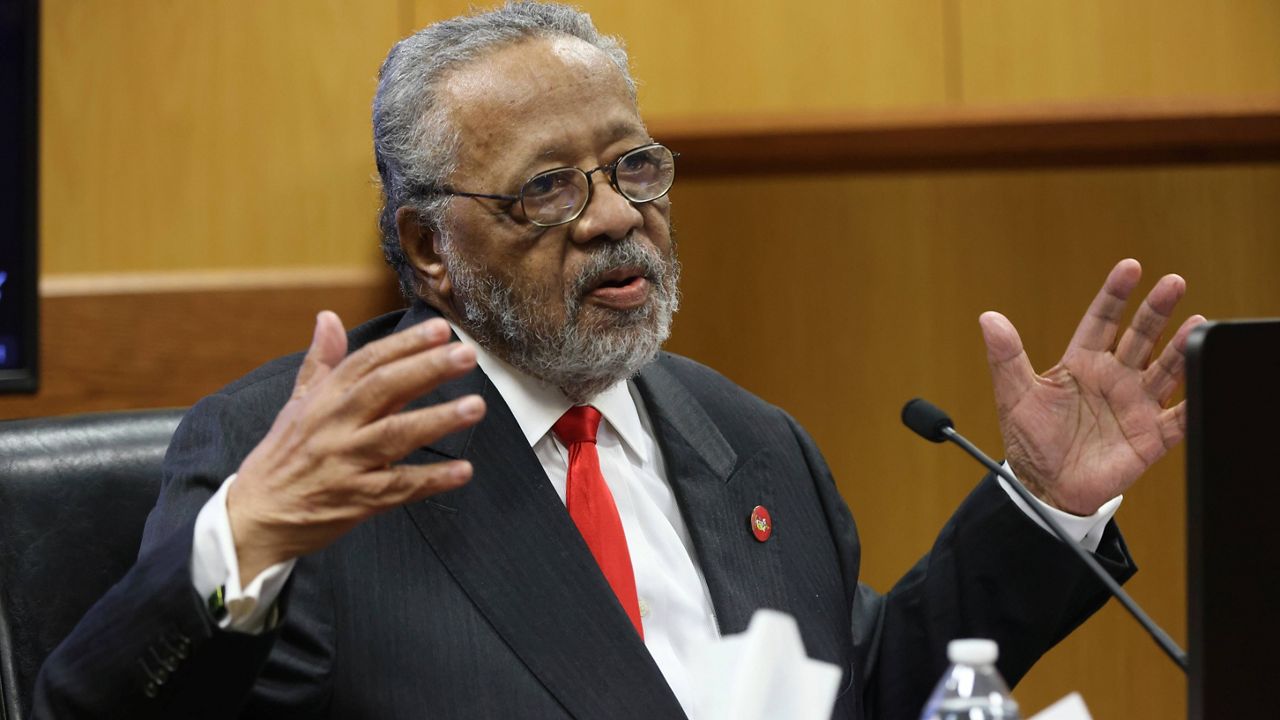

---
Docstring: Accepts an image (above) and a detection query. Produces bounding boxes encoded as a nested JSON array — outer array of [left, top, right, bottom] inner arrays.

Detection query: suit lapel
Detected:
[[393, 304, 685, 719], [634, 359, 792, 636]]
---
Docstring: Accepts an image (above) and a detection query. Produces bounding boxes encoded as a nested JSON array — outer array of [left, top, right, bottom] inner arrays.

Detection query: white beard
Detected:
[[445, 233, 680, 404]]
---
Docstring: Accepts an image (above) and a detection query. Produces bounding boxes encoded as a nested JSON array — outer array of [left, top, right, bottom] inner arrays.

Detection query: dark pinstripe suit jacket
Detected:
[[35, 302, 1134, 719]]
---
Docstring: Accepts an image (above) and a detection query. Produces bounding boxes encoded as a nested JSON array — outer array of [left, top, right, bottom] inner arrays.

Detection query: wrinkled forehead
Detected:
[[439, 35, 644, 176], [443, 35, 624, 101]]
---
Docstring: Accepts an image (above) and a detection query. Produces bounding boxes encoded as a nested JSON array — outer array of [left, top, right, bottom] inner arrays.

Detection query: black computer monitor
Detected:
[[0, 0, 38, 393], [1186, 319, 1280, 718]]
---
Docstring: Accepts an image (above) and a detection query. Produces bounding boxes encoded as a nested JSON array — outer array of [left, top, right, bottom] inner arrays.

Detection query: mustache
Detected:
[[567, 234, 668, 300]]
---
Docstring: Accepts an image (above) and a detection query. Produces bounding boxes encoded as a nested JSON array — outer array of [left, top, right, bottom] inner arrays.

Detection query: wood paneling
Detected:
[[957, 0, 1280, 104], [0, 269, 402, 420], [40, 0, 401, 274], [411, 0, 951, 115], [652, 98, 1280, 175], [418, 1, 1280, 114], [664, 163, 1280, 718], [40, 1, 1280, 276]]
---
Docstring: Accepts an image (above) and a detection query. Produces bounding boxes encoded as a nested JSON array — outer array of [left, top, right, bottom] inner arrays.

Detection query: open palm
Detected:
[[980, 259, 1205, 516]]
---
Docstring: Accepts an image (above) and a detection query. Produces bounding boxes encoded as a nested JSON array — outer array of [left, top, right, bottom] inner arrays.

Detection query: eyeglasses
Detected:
[[431, 143, 678, 227]]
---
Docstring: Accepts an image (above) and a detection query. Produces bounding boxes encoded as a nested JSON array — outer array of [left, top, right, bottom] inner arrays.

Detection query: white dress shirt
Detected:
[[190, 325, 1122, 717], [456, 327, 722, 713]]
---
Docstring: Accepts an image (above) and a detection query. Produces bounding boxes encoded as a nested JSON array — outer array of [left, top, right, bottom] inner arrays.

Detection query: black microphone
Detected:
[[901, 398, 954, 443], [901, 397, 1189, 673]]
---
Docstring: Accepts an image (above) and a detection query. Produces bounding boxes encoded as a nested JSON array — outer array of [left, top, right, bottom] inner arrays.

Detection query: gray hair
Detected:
[[372, 1, 637, 298]]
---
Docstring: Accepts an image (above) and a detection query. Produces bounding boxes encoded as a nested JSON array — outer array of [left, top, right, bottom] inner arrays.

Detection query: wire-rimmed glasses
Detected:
[[431, 143, 678, 227]]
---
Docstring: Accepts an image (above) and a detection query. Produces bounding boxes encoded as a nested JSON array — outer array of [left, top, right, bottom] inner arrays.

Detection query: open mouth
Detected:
[[597, 274, 642, 289], [593, 266, 645, 287], [585, 266, 650, 309]]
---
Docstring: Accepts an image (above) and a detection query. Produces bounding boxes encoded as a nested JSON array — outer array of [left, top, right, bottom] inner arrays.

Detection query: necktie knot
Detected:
[[553, 405, 602, 446]]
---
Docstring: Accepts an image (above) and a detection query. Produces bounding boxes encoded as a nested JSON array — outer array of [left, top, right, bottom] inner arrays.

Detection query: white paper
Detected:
[[1029, 692, 1092, 720], [686, 609, 842, 720]]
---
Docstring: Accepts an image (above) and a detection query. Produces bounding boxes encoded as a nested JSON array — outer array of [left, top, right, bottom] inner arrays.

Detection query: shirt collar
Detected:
[[450, 323, 647, 455]]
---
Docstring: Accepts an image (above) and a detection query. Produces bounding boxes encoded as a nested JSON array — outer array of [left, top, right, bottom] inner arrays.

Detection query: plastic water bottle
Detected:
[[919, 639, 1020, 720]]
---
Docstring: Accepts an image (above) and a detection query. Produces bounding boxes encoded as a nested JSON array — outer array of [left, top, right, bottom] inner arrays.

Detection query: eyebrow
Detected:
[[532, 119, 649, 163]]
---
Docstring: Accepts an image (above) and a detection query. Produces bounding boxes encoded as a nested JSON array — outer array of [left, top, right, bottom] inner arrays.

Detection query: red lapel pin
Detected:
[[750, 505, 773, 542]]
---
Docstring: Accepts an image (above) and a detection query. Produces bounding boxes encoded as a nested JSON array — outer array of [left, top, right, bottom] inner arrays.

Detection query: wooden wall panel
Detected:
[[651, 99, 1280, 174], [411, 0, 951, 115], [40, 0, 401, 274], [39, 0, 1280, 278], [663, 164, 1280, 718], [418, 1, 1280, 115], [42, 0, 1276, 280], [957, 0, 1280, 104], [0, 270, 402, 420]]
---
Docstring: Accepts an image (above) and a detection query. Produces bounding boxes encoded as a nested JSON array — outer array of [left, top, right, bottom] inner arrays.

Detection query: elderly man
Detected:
[[36, 3, 1199, 719]]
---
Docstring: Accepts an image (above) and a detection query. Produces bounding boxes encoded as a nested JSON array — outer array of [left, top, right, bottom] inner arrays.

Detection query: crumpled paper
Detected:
[[686, 609, 843, 720], [1029, 692, 1092, 720]]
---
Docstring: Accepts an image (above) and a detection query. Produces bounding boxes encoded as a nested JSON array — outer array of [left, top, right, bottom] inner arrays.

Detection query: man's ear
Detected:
[[396, 206, 452, 302]]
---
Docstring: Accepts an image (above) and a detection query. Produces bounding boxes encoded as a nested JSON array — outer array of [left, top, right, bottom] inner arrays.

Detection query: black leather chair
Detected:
[[0, 409, 185, 720]]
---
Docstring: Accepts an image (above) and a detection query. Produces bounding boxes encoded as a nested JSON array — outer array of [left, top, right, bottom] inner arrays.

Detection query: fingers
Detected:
[[1158, 402, 1188, 449], [1066, 258, 1143, 354], [343, 342, 478, 423], [1141, 314, 1206, 404], [330, 317, 455, 388], [352, 394, 487, 464], [231, 456, 475, 576], [364, 460, 475, 509], [297, 317, 462, 420], [980, 311, 1036, 413], [1114, 273, 1186, 368], [293, 311, 349, 399]]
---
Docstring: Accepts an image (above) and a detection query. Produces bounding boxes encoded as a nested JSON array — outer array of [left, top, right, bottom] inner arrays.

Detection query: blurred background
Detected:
[[4, 1, 1279, 715]]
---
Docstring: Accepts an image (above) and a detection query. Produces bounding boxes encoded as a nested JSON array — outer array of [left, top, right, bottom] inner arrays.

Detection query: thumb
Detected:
[[293, 311, 348, 398], [979, 311, 1035, 414]]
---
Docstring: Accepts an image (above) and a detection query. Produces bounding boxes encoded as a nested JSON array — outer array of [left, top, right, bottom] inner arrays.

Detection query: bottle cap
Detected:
[[947, 638, 998, 665]]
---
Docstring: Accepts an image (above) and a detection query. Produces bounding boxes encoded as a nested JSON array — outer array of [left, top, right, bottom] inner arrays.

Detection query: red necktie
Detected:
[[553, 405, 644, 638]]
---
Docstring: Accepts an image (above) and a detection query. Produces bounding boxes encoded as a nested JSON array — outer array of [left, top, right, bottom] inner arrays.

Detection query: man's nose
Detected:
[[569, 177, 644, 244]]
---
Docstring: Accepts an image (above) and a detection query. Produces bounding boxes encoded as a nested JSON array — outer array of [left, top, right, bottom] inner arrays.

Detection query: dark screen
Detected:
[[1186, 319, 1280, 718], [0, 0, 38, 392]]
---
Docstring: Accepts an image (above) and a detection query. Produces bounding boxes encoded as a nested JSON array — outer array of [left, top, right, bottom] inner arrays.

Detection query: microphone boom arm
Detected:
[[937, 424, 1189, 673]]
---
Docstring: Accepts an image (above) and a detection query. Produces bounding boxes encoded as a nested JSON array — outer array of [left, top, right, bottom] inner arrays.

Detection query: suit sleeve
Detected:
[[33, 392, 334, 719], [785, 413, 1135, 720]]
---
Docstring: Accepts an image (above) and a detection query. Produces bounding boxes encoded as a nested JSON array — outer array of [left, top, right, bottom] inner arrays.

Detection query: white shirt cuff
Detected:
[[191, 474, 296, 633], [996, 463, 1122, 553]]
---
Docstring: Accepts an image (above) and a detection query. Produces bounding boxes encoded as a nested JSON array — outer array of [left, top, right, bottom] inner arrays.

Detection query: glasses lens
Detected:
[[520, 168, 588, 226], [614, 145, 676, 203]]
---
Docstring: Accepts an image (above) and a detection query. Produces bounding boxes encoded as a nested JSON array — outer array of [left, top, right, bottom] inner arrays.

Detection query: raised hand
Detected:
[[979, 259, 1205, 516], [227, 311, 486, 581]]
